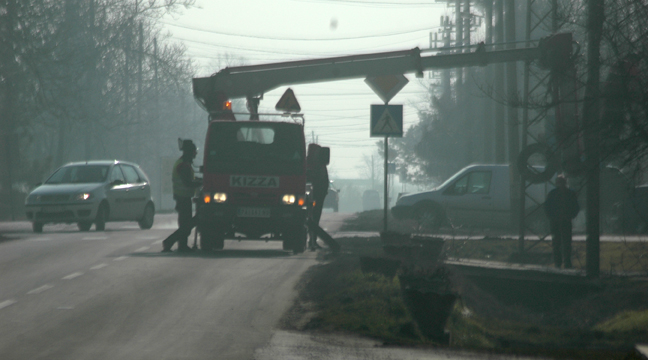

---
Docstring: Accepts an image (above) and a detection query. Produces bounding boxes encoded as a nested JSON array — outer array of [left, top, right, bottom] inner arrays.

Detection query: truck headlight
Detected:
[[75, 193, 92, 201], [282, 194, 296, 205], [282, 194, 305, 206], [213, 193, 227, 203]]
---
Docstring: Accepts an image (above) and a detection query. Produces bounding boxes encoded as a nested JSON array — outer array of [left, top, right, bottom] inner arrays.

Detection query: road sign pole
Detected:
[[384, 136, 389, 233]]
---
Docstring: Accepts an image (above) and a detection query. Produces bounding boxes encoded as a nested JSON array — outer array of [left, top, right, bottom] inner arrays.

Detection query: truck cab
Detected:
[[197, 119, 309, 253]]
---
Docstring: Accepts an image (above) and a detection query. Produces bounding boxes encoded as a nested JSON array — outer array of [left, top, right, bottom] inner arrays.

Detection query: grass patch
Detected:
[[283, 235, 648, 358]]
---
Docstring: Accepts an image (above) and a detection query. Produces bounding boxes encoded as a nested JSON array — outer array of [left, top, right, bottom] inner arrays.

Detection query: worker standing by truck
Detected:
[[544, 175, 580, 268], [307, 143, 340, 252], [162, 139, 202, 253]]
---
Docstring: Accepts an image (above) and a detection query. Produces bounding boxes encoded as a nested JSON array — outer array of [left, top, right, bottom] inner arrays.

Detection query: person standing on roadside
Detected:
[[544, 175, 580, 268], [162, 139, 202, 253], [307, 143, 340, 252]]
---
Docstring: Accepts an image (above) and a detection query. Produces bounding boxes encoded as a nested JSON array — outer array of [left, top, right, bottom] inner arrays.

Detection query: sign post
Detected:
[[370, 104, 403, 232]]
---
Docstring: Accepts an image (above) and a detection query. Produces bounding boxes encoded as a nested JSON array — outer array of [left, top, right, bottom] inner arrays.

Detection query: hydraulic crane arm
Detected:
[[193, 33, 571, 115]]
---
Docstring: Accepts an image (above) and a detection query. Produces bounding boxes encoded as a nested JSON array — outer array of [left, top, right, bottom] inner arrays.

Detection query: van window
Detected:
[[445, 171, 492, 195], [467, 171, 492, 194]]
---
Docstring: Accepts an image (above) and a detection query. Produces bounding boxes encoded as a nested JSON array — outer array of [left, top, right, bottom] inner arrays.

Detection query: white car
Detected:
[[24, 160, 155, 232]]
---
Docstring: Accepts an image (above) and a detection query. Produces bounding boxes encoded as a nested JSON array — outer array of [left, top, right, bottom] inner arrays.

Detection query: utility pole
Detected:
[[136, 21, 143, 163], [584, 0, 605, 278], [483, 0, 494, 162], [494, 0, 506, 163], [505, 0, 521, 236], [464, 0, 473, 165]]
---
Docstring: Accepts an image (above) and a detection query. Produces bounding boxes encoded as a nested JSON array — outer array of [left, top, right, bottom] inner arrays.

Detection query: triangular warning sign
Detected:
[[275, 88, 301, 113], [373, 109, 399, 133]]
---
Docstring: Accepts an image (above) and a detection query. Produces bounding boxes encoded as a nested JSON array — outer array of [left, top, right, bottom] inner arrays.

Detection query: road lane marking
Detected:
[[137, 236, 158, 240], [113, 256, 129, 261], [150, 240, 163, 246], [32, 237, 52, 241], [82, 236, 108, 241], [27, 284, 54, 295], [134, 246, 150, 253], [62, 272, 84, 280], [0, 300, 17, 310], [90, 263, 108, 270]]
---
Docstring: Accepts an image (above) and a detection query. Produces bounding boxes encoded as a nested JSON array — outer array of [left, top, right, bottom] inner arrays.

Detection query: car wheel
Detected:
[[138, 203, 155, 230], [33, 222, 43, 233], [78, 222, 92, 232], [95, 203, 108, 231], [415, 203, 444, 232]]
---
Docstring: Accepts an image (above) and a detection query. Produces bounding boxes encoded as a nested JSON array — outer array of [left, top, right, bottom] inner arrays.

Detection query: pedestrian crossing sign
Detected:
[[370, 104, 403, 137]]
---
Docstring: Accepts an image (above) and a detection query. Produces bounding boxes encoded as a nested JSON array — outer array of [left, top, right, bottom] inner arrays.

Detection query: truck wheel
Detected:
[[200, 228, 224, 251], [78, 222, 92, 232], [415, 203, 444, 232], [285, 226, 307, 254], [33, 222, 44, 233]]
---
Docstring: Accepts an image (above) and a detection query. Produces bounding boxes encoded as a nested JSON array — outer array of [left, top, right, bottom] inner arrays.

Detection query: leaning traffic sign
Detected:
[[370, 104, 403, 137], [275, 88, 301, 113]]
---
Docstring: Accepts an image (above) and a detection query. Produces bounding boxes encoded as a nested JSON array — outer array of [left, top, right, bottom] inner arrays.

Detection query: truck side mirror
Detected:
[[319, 147, 330, 166]]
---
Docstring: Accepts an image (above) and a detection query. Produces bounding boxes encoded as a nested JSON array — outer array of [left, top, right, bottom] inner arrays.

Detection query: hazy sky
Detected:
[[163, 0, 453, 179]]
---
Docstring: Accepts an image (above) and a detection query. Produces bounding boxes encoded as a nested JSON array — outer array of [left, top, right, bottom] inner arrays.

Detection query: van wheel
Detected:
[[95, 203, 108, 231], [415, 203, 444, 232], [78, 222, 92, 232], [138, 203, 155, 230], [33, 222, 44, 233]]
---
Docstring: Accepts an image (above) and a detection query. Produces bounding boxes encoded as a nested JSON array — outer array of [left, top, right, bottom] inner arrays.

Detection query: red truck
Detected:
[[195, 103, 329, 253]]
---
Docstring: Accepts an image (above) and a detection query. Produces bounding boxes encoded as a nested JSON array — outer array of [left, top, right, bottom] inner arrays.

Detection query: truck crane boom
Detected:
[[192, 33, 572, 116]]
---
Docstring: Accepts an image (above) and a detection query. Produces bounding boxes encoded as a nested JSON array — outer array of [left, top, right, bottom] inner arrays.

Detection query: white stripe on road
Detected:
[[27, 284, 54, 295], [134, 246, 150, 253], [137, 236, 158, 240], [0, 300, 17, 310], [113, 256, 128, 261], [62, 272, 84, 280], [82, 236, 108, 241], [150, 240, 163, 246], [90, 263, 108, 270], [32, 237, 52, 241]]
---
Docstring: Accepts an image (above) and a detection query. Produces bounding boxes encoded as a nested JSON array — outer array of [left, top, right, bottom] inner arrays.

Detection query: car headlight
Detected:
[[75, 193, 92, 201], [282, 194, 305, 206]]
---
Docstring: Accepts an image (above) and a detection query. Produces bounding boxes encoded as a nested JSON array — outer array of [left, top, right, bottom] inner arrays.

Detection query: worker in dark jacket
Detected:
[[307, 144, 340, 252], [162, 139, 202, 252], [544, 175, 580, 268]]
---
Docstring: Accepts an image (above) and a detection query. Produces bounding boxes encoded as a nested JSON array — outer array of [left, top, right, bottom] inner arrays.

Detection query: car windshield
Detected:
[[206, 122, 304, 175], [45, 165, 110, 184]]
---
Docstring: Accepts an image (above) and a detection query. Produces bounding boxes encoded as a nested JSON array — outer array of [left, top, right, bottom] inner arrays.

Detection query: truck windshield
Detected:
[[206, 122, 304, 175]]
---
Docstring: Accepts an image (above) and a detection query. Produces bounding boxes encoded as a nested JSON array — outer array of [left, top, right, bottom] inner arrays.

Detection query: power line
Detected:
[[163, 21, 439, 41]]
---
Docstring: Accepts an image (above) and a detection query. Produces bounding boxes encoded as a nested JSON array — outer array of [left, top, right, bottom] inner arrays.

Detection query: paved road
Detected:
[[0, 213, 548, 360], [0, 214, 320, 360]]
